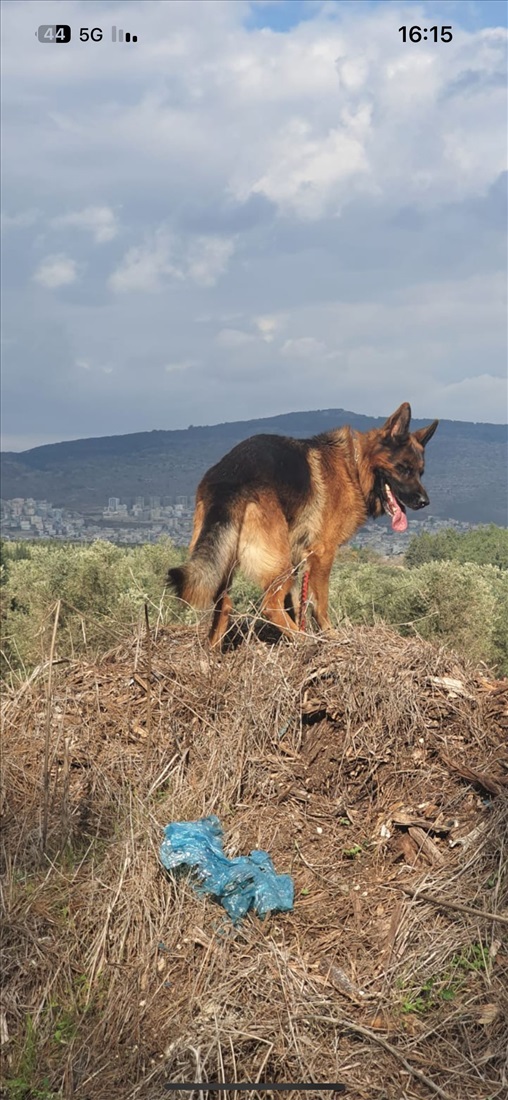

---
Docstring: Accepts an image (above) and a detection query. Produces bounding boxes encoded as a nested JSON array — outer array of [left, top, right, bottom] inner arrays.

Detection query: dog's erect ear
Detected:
[[413, 420, 439, 448], [383, 402, 411, 442]]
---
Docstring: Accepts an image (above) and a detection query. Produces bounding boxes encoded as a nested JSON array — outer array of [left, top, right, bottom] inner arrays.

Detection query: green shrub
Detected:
[[406, 525, 508, 570], [328, 559, 507, 672], [1, 539, 506, 680], [0, 539, 185, 678]]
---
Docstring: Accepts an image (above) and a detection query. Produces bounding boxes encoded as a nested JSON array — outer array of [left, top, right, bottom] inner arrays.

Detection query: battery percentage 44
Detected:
[[37, 25, 72, 43]]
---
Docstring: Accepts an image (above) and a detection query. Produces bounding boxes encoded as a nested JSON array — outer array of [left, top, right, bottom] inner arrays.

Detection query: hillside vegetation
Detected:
[[405, 524, 508, 569], [1, 526, 508, 681]]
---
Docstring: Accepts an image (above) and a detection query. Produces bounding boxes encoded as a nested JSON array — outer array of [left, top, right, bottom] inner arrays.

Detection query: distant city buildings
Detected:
[[0, 495, 477, 552]]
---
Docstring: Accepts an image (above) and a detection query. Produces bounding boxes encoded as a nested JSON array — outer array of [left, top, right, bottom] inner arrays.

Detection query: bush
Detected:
[[406, 525, 508, 570], [328, 559, 507, 673], [0, 539, 185, 679], [1, 540, 507, 680]]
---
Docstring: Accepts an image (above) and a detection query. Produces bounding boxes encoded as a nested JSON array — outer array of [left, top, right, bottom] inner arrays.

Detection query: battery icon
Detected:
[[36, 25, 72, 43]]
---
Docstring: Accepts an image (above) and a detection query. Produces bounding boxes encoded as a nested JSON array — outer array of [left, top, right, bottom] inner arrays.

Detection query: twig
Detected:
[[297, 1012, 453, 1100], [59, 735, 71, 853], [86, 850, 131, 1000], [42, 599, 61, 853], [133, 672, 149, 692], [401, 886, 508, 926], [142, 602, 153, 780], [380, 898, 404, 967]]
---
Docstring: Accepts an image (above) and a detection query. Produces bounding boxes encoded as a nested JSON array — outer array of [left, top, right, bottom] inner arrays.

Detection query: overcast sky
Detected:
[[1, 0, 507, 451]]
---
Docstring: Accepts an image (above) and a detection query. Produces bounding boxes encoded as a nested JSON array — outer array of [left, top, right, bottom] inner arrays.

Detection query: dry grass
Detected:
[[1, 616, 507, 1100]]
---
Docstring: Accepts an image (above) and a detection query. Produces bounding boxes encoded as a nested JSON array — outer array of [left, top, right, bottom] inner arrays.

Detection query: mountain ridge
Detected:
[[1, 407, 507, 525]]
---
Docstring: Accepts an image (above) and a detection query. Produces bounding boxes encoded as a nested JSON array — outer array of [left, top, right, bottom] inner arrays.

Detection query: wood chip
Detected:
[[477, 1003, 500, 1026], [441, 754, 505, 796], [397, 832, 419, 864], [408, 826, 445, 866], [392, 811, 452, 833], [429, 676, 474, 699]]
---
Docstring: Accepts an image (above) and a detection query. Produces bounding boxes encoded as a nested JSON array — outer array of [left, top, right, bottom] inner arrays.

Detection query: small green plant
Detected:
[[51, 1008, 76, 1047], [399, 942, 488, 1015], [342, 844, 363, 859], [6, 1080, 60, 1100], [5, 1015, 60, 1099], [449, 942, 487, 974]]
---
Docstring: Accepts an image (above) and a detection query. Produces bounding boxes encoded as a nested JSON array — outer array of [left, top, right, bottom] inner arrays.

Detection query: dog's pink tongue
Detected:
[[391, 502, 408, 533]]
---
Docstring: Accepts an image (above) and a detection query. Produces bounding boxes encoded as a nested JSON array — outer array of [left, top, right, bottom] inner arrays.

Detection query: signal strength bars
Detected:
[[112, 26, 138, 43]]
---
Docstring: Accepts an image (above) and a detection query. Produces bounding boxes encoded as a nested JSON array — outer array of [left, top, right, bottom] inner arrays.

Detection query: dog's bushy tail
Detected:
[[167, 506, 239, 609]]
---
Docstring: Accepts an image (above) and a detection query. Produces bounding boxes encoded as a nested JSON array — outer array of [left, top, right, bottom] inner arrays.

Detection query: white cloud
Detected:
[[74, 357, 114, 374], [110, 230, 235, 293], [280, 336, 327, 358], [250, 122, 369, 218], [52, 205, 119, 243], [437, 373, 508, 422], [255, 314, 285, 342], [109, 230, 183, 293], [33, 254, 79, 289], [216, 328, 255, 348], [224, 15, 507, 217], [186, 236, 236, 287], [3, 3, 507, 223]]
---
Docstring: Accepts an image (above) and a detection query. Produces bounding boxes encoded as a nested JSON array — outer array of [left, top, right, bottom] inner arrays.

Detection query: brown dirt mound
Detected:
[[1, 622, 507, 1100]]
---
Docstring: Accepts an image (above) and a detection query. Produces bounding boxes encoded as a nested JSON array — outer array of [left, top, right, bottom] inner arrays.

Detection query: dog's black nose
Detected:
[[416, 491, 429, 508]]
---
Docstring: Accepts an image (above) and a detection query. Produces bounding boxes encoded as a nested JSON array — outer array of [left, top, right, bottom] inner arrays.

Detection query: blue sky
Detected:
[[246, 0, 508, 32], [1, 0, 507, 450]]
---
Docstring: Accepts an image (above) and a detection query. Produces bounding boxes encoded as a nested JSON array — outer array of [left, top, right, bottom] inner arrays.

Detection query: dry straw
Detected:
[[1, 619, 507, 1099]]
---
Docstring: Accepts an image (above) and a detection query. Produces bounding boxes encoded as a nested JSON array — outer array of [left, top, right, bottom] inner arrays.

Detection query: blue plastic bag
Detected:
[[159, 816, 294, 923]]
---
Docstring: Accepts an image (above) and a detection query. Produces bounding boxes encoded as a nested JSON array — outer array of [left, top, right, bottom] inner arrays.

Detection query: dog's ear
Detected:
[[413, 420, 439, 447], [383, 402, 411, 442]]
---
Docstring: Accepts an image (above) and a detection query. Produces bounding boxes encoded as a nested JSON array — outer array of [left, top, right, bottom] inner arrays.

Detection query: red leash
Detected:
[[300, 570, 310, 631]]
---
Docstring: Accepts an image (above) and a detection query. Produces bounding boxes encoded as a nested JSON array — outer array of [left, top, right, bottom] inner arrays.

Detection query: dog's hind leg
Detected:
[[209, 589, 234, 648], [260, 572, 301, 636], [237, 498, 301, 637]]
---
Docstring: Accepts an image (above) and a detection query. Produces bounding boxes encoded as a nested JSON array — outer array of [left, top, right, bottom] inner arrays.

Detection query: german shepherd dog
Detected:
[[167, 402, 438, 646]]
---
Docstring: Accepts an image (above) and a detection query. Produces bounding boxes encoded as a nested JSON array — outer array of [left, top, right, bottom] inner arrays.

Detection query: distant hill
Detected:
[[1, 408, 507, 525]]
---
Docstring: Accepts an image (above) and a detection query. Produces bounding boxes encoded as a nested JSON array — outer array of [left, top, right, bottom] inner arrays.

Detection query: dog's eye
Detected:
[[398, 466, 412, 477]]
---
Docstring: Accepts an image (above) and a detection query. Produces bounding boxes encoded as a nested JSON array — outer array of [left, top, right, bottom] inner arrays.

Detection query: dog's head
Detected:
[[370, 402, 439, 531]]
